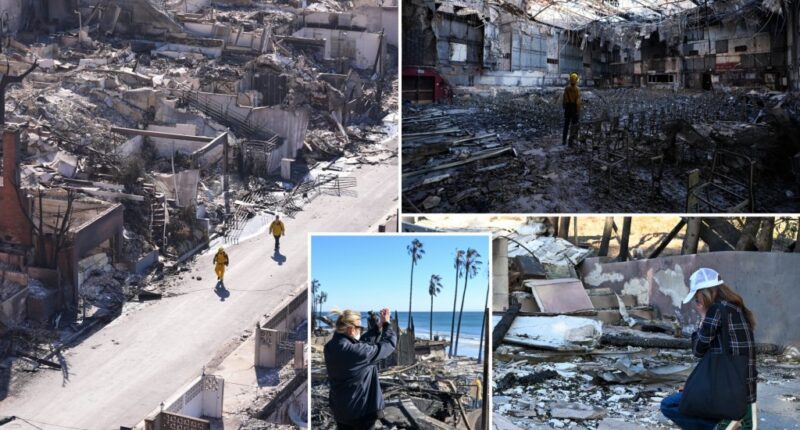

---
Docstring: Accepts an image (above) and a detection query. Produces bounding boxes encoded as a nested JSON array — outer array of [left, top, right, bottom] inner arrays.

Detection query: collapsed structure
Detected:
[[0, 0, 397, 407], [401, 0, 800, 213], [493, 217, 800, 429], [403, 216, 800, 429]]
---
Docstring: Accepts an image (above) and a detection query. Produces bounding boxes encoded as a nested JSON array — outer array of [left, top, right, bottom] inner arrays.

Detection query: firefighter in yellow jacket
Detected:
[[562, 73, 582, 145], [269, 215, 285, 251], [213, 246, 229, 282]]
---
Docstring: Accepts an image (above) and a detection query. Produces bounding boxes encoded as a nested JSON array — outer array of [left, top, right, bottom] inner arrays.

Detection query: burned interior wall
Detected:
[[433, 11, 484, 85], [632, 9, 789, 89], [579, 252, 800, 348], [302, 9, 399, 47], [497, 21, 547, 73], [402, 0, 437, 67], [291, 27, 386, 72], [788, 1, 800, 90]]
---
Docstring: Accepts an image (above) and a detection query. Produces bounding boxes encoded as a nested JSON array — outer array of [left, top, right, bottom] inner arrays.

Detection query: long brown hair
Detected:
[[696, 284, 756, 330]]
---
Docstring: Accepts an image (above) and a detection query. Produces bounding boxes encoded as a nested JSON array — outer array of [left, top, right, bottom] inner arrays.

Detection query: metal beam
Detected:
[[109, 127, 214, 142]]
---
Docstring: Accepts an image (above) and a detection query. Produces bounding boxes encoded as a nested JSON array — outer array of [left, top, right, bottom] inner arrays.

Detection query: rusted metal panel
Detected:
[[579, 252, 800, 347]]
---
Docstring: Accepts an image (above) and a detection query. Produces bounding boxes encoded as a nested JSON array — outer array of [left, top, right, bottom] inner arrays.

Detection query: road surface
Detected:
[[0, 153, 397, 429]]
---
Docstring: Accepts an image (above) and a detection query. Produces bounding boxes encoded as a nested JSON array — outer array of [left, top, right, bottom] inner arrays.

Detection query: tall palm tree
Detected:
[[319, 291, 327, 324], [449, 249, 465, 357], [428, 274, 443, 341], [455, 248, 482, 356], [311, 279, 320, 330], [406, 239, 425, 329]]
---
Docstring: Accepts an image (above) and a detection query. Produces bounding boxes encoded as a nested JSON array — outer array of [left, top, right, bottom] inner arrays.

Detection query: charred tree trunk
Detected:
[[599, 216, 614, 257], [755, 217, 775, 251], [736, 218, 761, 251], [617, 217, 632, 262], [558, 217, 571, 240], [682, 217, 701, 255]]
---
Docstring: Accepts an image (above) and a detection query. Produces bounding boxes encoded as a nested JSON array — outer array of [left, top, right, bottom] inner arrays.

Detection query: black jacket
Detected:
[[324, 323, 397, 423]]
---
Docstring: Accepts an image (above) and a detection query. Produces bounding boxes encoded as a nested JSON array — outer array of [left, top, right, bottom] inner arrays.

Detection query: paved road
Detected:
[[0, 152, 397, 429]]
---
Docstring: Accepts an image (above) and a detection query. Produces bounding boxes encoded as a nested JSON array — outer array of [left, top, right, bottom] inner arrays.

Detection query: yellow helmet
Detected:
[[218, 246, 224, 253], [569, 73, 579, 83]]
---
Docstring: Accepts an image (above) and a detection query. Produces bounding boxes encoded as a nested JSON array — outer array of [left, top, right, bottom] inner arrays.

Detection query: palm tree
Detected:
[[406, 239, 425, 329], [319, 291, 328, 324], [455, 248, 482, 356], [428, 274, 443, 341], [449, 249, 465, 357], [311, 279, 320, 330]]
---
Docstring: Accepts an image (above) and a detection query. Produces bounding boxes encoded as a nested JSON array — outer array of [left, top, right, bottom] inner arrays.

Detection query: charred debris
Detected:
[[401, 0, 800, 213], [311, 313, 489, 429], [0, 0, 397, 390], [468, 216, 800, 429]]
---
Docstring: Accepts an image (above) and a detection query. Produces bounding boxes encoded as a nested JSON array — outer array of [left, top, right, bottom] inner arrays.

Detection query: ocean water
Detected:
[[319, 311, 488, 358]]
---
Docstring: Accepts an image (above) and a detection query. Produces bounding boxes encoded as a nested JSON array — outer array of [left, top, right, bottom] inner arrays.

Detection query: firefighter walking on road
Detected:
[[562, 72, 582, 145], [269, 214, 285, 251], [213, 246, 229, 282]]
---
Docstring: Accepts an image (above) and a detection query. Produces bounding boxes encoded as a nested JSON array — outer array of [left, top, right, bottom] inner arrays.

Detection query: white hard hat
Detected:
[[682, 267, 724, 304]]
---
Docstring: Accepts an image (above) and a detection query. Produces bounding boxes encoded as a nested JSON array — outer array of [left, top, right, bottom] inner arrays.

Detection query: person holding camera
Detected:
[[324, 308, 396, 430]]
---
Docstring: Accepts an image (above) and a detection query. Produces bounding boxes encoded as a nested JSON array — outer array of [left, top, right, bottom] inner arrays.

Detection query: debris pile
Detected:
[[311, 330, 485, 429], [402, 88, 800, 213], [0, 0, 397, 398], [490, 217, 800, 428]]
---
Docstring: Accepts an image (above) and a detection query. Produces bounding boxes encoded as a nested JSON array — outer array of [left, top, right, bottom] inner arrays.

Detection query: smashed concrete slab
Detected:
[[500, 315, 603, 351]]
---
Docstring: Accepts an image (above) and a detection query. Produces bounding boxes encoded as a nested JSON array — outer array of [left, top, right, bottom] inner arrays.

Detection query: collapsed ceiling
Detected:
[[464, 0, 787, 31]]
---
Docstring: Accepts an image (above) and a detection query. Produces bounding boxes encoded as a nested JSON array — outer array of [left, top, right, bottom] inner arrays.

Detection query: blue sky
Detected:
[[311, 234, 490, 313]]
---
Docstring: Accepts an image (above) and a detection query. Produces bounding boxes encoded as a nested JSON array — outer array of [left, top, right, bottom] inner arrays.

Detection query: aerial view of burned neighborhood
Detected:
[[310, 234, 491, 430], [401, 0, 800, 213], [410, 216, 800, 429], [0, 0, 398, 428]]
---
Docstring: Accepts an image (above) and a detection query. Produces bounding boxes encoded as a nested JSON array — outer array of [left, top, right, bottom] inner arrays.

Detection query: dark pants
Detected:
[[273, 235, 281, 250], [336, 419, 377, 430], [563, 103, 578, 145], [661, 392, 719, 430]]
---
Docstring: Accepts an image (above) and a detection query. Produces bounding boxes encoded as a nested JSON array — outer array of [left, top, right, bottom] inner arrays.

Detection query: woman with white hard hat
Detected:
[[660, 267, 758, 430]]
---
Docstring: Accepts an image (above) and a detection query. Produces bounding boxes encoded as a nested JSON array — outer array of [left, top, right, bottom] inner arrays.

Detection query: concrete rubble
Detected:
[[0, 0, 396, 415], [485, 217, 800, 429], [401, 215, 800, 428]]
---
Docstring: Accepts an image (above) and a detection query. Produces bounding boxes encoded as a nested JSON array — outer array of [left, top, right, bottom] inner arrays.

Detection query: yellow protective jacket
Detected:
[[270, 220, 285, 236], [563, 84, 582, 110], [214, 251, 229, 266]]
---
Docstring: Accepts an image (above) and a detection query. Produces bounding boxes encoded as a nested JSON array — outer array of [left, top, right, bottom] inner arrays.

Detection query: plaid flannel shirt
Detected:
[[691, 300, 757, 403]]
